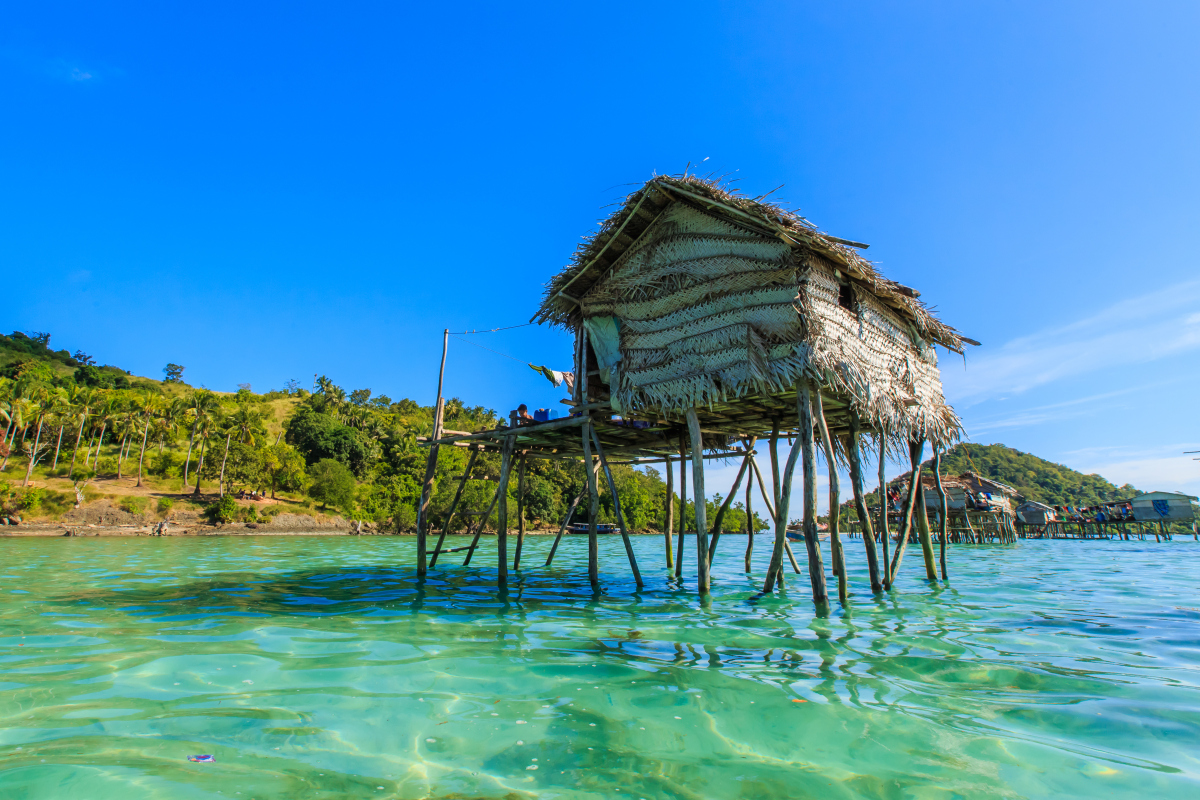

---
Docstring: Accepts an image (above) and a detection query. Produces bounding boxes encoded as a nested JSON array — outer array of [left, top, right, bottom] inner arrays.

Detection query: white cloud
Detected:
[[1065, 442, 1200, 496], [943, 279, 1200, 407]]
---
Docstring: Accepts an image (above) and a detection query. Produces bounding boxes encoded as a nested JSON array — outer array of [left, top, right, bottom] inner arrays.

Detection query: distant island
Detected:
[[0, 330, 1146, 534]]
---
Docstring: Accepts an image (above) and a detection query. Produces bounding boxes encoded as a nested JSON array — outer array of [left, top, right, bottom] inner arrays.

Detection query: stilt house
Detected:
[[420, 174, 975, 600]]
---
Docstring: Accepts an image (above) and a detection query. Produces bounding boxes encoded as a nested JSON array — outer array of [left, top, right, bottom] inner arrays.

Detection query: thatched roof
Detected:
[[535, 174, 975, 353]]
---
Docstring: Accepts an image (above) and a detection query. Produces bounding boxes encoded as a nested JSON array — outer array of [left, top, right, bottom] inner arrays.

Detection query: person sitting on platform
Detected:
[[515, 404, 535, 425]]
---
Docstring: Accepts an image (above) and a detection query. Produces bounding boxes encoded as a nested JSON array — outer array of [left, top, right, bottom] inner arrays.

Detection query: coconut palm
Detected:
[[89, 394, 119, 473], [134, 391, 163, 487], [67, 387, 96, 477], [45, 388, 70, 470], [182, 390, 219, 486], [191, 406, 219, 497]]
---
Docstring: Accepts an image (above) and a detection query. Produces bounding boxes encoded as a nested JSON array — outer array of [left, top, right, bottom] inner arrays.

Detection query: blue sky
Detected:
[[4, 2, 1199, 501]]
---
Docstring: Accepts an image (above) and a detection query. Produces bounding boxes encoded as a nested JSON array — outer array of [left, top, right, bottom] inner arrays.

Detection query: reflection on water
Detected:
[[1, 535, 1199, 799]]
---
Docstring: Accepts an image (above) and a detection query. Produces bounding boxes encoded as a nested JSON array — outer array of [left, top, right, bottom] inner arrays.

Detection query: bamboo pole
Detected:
[[878, 432, 891, 589], [749, 458, 802, 574], [429, 448, 478, 567], [513, 453, 527, 569], [744, 466, 755, 572], [798, 382, 829, 605], [933, 447, 949, 580], [675, 433, 687, 579], [813, 391, 846, 603], [707, 442, 754, 566], [847, 411, 882, 592], [590, 423, 644, 588], [416, 329, 450, 577], [579, 326, 599, 587], [664, 456, 675, 571], [495, 428, 517, 586], [686, 409, 711, 594], [888, 439, 926, 581]]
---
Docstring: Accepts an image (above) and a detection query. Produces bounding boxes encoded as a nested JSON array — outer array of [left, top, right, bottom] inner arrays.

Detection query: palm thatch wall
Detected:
[[534, 174, 974, 448]]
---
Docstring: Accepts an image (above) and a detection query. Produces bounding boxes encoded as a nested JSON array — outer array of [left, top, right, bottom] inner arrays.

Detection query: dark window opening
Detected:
[[838, 281, 855, 311]]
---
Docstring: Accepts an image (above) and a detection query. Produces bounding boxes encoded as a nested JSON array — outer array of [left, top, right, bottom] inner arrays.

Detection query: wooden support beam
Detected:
[[744, 458, 755, 573], [707, 440, 754, 567], [461, 476, 503, 567], [675, 432, 687, 579], [814, 391, 846, 604], [513, 453, 527, 570], [878, 432, 891, 589], [933, 447, 949, 580], [430, 449, 479, 568], [686, 409, 711, 594], [889, 439, 926, 581], [664, 456, 675, 571], [590, 423, 644, 589], [799, 382, 829, 605], [415, 394, 445, 577], [847, 410, 882, 592], [546, 483, 588, 567], [495, 429, 517, 586]]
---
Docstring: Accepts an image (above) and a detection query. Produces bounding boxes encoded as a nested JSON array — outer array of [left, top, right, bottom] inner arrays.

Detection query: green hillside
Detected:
[[931, 443, 1138, 507]]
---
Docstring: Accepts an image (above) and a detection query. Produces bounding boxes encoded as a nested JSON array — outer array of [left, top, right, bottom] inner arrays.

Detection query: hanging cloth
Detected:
[[529, 363, 575, 394]]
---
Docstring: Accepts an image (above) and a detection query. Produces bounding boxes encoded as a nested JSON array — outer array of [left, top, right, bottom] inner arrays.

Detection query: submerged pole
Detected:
[[590, 424, 644, 588], [889, 438, 926, 581], [932, 447, 949, 580], [686, 409, 711, 594], [744, 463, 755, 572], [664, 456, 675, 571], [798, 382, 829, 605], [878, 432, 891, 589], [513, 453, 527, 569], [848, 410, 882, 592], [813, 391, 846, 603], [675, 433, 687, 579], [416, 328, 450, 577], [496, 429, 517, 586]]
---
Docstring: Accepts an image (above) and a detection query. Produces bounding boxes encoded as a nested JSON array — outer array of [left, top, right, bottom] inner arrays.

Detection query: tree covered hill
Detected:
[[931, 443, 1138, 507]]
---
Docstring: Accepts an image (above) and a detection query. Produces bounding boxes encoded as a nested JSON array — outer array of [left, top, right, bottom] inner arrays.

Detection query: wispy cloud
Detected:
[[963, 384, 1156, 435], [942, 279, 1200, 407], [1, 45, 110, 83], [1063, 442, 1200, 495]]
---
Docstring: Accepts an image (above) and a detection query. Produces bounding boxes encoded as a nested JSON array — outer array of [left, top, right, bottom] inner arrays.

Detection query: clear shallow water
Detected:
[[1, 535, 1198, 800]]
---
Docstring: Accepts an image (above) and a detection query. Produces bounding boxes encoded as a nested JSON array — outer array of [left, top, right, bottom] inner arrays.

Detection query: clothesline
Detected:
[[449, 335, 528, 364], [449, 322, 535, 335]]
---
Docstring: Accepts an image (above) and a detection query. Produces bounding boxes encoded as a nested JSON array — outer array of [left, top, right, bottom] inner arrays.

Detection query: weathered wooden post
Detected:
[[578, 327, 600, 587], [878, 432, 891, 589], [664, 456, 675, 570], [590, 424, 644, 588], [686, 409, 711, 594], [416, 331, 450, 576], [744, 469, 755, 572], [848, 410, 883, 592], [513, 453, 527, 569], [430, 448, 479, 567], [762, 414, 796, 592], [675, 434, 687, 578], [932, 446, 949, 580], [798, 382, 829, 605], [813, 391, 846, 603], [707, 444, 753, 566], [496, 423, 517, 586], [889, 439, 926, 581]]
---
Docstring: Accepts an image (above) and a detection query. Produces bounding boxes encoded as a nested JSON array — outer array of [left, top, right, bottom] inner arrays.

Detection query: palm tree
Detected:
[[22, 388, 52, 487], [191, 407, 218, 497], [182, 390, 218, 487], [67, 387, 95, 477], [89, 394, 119, 474], [134, 391, 163, 487], [46, 388, 69, 470], [2, 396, 35, 472]]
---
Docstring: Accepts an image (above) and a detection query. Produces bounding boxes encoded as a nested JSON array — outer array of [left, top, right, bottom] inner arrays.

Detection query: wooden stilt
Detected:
[[430, 448, 479, 567], [878, 432, 891, 589], [513, 453, 527, 569], [707, 441, 754, 566], [914, 478, 938, 582], [762, 407, 800, 592], [581, 425, 600, 587], [664, 456, 675, 571], [847, 410, 882, 592], [590, 423, 644, 588], [686, 409, 711, 594], [416, 328, 451, 577], [744, 465, 755, 573], [675, 434, 687, 579], [749, 458, 802, 574], [461, 481, 502, 566], [813, 391, 846, 603], [798, 382, 829, 604], [545, 487, 585, 567], [933, 447, 949, 579], [888, 439, 926, 581], [495, 430, 517, 586]]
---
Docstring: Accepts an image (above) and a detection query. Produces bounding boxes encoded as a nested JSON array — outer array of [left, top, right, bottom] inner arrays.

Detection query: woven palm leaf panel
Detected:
[[577, 200, 959, 447]]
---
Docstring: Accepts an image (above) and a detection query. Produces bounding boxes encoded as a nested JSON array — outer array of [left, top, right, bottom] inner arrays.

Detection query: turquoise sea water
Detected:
[[1, 534, 1198, 799]]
